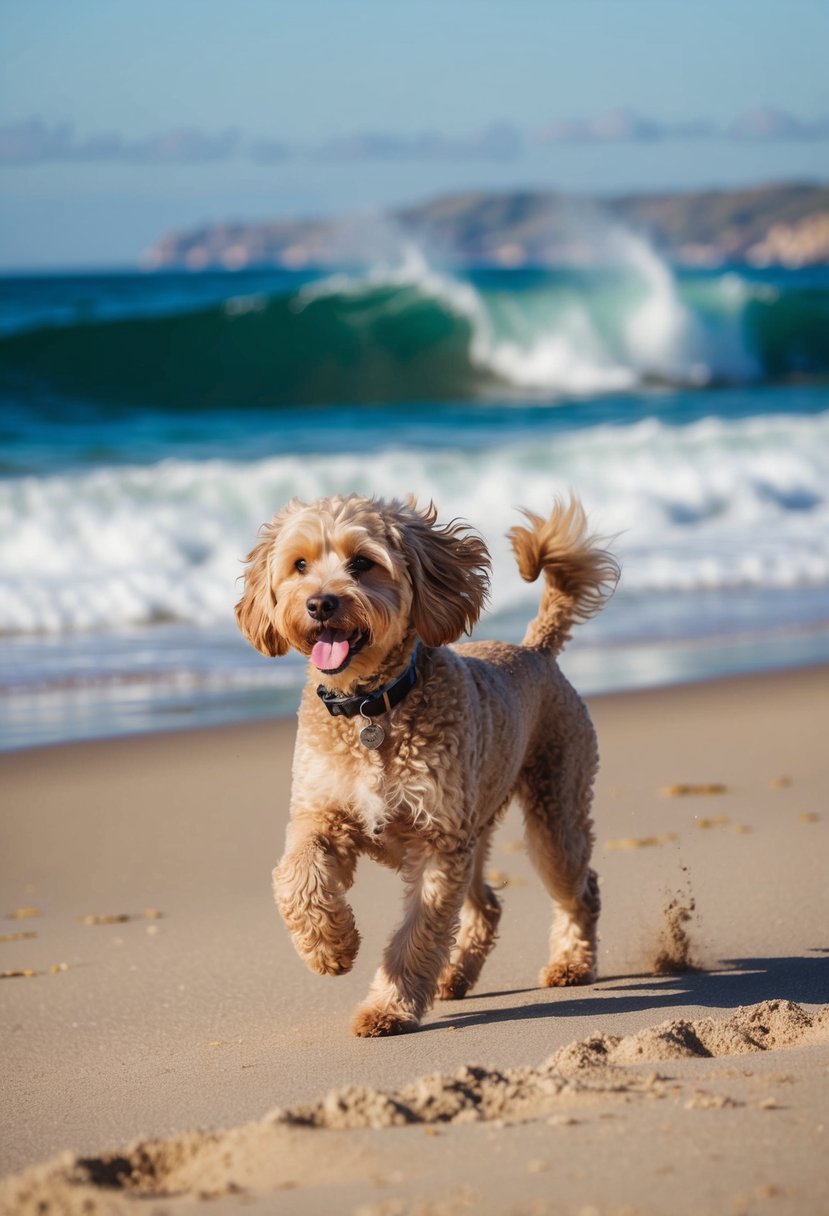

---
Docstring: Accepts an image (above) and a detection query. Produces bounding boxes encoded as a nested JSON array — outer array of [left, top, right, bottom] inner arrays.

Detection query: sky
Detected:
[[1, 0, 828, 269]]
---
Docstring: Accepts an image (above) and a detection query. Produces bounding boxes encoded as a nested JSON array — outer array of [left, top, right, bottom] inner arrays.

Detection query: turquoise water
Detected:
[[1, 252, 828, 750]]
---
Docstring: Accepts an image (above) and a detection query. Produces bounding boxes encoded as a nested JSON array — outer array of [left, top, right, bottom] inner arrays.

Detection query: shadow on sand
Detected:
[[428, 949, 829, 1033]]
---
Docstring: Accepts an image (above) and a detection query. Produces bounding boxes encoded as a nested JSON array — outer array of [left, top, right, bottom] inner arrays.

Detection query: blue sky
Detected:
[[1, 0, 828, 269]]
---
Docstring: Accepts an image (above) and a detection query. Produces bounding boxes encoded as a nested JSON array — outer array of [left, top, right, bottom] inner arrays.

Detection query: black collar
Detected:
[[316, 646, 419, 720]]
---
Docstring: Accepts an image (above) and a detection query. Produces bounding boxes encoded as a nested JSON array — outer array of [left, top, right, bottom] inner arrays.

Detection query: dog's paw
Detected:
[[306, 951, 354, 977], [539, 960, 596, 987], [435, 967, 471, 1001], [351, 1005, 420, 1037], [303, 926, 361, 976]]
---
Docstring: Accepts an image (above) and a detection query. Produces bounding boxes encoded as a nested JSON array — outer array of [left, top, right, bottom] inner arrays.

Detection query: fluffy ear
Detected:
[[401, 501, 491, 646], [235, 522, 289, 657]]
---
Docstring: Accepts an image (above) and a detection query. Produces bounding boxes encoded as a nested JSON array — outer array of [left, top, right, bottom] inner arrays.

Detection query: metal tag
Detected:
[[359, 723, 385, 750]]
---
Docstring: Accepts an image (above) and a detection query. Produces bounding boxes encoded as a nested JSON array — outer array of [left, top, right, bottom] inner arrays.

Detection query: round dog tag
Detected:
[[359, 723, 385, 750]]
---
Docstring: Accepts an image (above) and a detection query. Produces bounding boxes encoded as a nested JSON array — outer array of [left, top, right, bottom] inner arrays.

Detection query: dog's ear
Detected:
[[235, 521, 289, 657], [401, 501, 490, 646]]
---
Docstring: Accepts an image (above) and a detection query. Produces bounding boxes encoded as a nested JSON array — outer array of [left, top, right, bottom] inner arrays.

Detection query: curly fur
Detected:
[[236, 493, 619, 1036]]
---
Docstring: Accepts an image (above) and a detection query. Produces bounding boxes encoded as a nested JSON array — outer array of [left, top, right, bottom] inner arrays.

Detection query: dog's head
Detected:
[[235, 495, 490, 688]]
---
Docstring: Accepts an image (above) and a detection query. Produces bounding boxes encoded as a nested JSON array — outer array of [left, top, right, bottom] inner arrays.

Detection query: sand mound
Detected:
[[544, 1031, 622, 1073], [2, 1000, 826, 1215], [278, 1003, 826, 1128], [603, 1000, 827, 1066], [273, 1063, 581, 1131], [692, 997, 824, 1055], [611, 1019, 708, 1064]]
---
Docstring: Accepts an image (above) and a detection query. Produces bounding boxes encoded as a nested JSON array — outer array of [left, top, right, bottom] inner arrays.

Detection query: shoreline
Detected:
[[2, 664, 827, 1213], [4, 632, 829, 756]]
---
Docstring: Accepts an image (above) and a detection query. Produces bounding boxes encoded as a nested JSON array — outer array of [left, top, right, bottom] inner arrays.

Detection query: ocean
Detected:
[[1, 241, 828, 751]]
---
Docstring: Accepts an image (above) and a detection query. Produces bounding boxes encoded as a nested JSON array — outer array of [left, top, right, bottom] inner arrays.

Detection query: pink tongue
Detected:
[[311, 630, 351, 671]]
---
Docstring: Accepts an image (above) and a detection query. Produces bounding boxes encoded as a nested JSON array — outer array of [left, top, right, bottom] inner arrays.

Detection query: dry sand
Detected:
[[1, 665, 827, 1215]]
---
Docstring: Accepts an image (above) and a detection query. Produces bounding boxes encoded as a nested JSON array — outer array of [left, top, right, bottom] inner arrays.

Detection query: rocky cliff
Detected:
[[142, 182, 829, 271]]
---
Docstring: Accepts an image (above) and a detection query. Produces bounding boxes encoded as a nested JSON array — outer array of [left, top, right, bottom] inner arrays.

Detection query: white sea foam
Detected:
[[296, 234, 761, 396], [1, 411, 828, 638]]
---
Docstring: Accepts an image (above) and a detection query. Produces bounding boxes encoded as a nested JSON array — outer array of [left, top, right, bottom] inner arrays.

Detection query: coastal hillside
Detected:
[[143, 181, 829, 271]]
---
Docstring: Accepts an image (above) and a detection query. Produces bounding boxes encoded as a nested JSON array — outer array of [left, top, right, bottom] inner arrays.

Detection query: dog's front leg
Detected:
[[272, 814, 361, 977], [352, 840, 472, 1037]]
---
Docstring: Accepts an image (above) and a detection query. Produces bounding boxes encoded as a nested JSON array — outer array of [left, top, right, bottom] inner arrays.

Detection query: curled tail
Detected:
[[508, 497, 620, 655]]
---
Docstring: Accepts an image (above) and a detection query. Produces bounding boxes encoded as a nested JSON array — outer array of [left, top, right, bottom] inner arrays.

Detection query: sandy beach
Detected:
[[1, 665, 827, 1215]]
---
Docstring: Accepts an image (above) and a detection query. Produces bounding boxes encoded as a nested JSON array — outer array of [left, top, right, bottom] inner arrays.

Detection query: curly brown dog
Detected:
[[235, 494, 619, 1036]]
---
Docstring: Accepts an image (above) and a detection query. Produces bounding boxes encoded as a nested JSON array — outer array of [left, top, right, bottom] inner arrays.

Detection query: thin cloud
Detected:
[[0, 118, 75, 162], [0, 119, 239, 164], [313, 122, 523, 162], [2, 109, 827, 167], [128, 128, 240, 163], [536, 107, 828, 144], [314, 131, 448, 160], [729, 107, 829, 140], [249, 138, 291, 163], [0, 117, 524, 166], [537, 109, 663, 143]]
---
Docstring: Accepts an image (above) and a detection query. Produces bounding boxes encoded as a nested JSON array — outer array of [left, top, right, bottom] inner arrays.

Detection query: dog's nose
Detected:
[[306, 593, 339, 621]]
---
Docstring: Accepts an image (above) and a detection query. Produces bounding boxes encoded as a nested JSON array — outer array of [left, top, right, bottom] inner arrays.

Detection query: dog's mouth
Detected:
[[311, 628, 368, 675]]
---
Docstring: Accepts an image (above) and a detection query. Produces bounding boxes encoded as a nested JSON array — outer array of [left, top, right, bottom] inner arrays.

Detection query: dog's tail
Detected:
[[508, 497, 620, 656]]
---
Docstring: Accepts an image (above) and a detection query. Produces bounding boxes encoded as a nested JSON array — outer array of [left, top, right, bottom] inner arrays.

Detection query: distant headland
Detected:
[[143, 181, 829, 272]]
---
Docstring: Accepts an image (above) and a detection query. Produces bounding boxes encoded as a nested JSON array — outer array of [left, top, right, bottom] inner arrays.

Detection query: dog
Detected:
[[235, 493, 619, 1036]]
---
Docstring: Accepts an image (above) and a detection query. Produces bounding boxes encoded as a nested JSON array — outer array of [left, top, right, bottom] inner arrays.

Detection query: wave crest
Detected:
[[2, 248, 828, 409]]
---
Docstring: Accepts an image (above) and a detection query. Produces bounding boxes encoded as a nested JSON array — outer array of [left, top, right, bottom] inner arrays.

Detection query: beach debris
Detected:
[[684, 1091, 742, 1110], [80, 909, 165, 925], [0, 930, 37, 943], [695, 815, 730, 830], [605, 833, 677, 851], [770, 776, 793, 789], [485, 870, 511, 889], [6, 907, 40, 919], [798, 812, 820, 824], [0, 963, 68, 979], [661, 783, 729, 797]]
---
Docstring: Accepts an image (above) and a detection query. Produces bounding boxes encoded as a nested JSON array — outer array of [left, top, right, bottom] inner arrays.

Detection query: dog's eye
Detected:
[[348, 556, 375, 576], [294, 559, 307, 574]]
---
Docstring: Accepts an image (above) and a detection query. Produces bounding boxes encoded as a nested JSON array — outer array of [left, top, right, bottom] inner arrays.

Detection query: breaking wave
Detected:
[[1, 409, 828, 637], [1, 249, 828, 409]]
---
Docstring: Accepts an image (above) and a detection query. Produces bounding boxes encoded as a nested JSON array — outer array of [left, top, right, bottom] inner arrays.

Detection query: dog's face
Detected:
[[236, 495, 490, 688]]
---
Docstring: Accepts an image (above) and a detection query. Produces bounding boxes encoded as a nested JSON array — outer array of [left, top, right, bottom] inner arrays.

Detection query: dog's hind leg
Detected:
[[520, 749, 600, 988], [436, 823, 502, 1000]]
